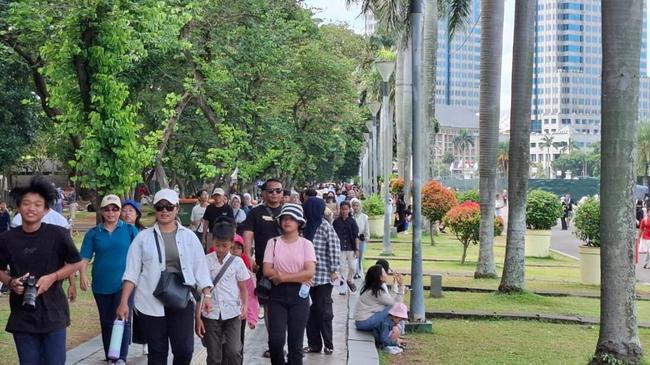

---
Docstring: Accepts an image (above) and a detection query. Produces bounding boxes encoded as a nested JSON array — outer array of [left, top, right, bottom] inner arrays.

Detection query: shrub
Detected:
[[422, 180, 458, 245], [390, 177, 405, 195], [573, 197, 600, 247], [362, 194, 384, 217], [456, 189, 480, 203], [525, 189, 563, 230], [442, 202, 503, 263]]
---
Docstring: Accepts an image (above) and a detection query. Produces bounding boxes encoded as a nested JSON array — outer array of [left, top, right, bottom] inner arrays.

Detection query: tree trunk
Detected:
[[498, 0, 535, 293], [154, 91, 192, 189], [591, 1, 643, 363], [475, 0, 504, 279], [461, 243, 468, 264], [429, 221, 435, 246], [401, 39, 413, 205], [423, 0, 437, 182]]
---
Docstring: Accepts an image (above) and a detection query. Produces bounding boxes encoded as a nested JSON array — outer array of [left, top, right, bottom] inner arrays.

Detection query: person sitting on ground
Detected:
[[353, 265, 405, 348], [196, 218, 249, 365], [382, 303, 409, 354]]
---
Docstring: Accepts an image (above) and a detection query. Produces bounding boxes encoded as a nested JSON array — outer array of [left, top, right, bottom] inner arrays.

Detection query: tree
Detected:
[[496, 141, 509, 177], [498, 0, 535, 293], [475, 0, 504, 279], [452, 128, 475, 158], [591, 1, 644, 363], [539, 134, 555, 178], [637, 120, 650, 186], [422, 180, 458, 245]]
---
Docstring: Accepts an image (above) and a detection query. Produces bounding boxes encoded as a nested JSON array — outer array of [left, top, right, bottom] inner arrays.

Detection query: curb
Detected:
[[347, 292, 380, 365], [425, 309, 650, 329], [550, 248, 580, 261]]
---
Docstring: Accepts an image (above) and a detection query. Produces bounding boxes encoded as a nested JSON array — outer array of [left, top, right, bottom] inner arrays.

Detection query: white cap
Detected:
[[100, 195, 122, 209], [153, 189, 179, 205], [212, 187, 226, 196]]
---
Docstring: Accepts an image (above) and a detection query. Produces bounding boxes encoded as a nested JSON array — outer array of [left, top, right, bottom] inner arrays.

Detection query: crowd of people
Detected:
[[0, 176, 410, 365]]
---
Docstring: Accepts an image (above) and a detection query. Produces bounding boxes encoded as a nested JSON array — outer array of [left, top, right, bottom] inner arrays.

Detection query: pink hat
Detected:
[[233, 234, 244, 246], [389, 303, 408, 319]]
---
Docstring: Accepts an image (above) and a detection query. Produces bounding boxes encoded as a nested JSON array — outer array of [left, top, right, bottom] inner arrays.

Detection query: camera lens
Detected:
[[22, 276, 37, 310]]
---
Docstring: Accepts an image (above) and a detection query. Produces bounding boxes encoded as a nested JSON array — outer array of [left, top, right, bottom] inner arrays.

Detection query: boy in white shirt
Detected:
[[196, 218, 249, 364]]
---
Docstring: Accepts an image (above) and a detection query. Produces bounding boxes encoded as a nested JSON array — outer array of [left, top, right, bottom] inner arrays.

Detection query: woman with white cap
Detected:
[[263, 203, 316, 365], [79, 195, 140, 364], [117, 189, 213, 365]]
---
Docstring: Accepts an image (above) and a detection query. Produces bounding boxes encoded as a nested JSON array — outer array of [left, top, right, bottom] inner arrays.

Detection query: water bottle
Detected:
[[299, 283, 310, 298], [107, 319, 125, 360]]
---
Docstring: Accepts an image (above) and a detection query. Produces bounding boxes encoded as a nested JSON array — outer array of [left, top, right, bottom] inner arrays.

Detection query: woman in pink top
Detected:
[[263, 204, 316, 365], [638, 210, 650, 268]]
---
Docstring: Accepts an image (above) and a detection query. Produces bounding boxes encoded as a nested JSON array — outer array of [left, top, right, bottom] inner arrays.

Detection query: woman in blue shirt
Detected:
[[80, 195, 138, 364]]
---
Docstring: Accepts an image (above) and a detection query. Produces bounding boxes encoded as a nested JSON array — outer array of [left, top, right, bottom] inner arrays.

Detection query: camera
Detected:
[[21, 275, 37, 310]]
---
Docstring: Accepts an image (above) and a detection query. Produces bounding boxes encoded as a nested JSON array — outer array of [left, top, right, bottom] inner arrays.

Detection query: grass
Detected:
[[363, 232, 650, 296], [379, 319, 650, 365], [418, 291, 650, 323]]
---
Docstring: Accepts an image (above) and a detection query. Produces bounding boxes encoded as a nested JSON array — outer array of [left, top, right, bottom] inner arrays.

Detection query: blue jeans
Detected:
[[355, 305, 391, 331], [355, 240, 366, 276], [13, 328, 66, 365], [94, 291, 133, 361], [377, 317, 400, 347]]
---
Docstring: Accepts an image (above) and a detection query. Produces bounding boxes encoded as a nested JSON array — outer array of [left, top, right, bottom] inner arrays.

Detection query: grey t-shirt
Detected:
[[162, 230, 181, 273]]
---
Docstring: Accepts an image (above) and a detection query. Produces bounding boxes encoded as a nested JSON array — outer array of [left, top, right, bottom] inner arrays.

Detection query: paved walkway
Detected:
[[549, 224, 650, 284], [66, 283, 378, 365]]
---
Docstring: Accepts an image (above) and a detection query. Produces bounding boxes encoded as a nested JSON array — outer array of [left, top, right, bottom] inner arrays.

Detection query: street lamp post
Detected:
[[375, 60, 395, 256], [367, 102, 381, 195], [364, 121, 375, 194]]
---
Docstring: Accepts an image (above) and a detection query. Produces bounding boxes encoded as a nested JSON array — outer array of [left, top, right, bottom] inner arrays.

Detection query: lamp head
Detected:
[[366, 101, 381, 116], [375, 60, 395, 82]]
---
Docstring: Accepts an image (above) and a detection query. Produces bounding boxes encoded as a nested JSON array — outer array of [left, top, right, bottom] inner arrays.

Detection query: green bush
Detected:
[[526, 189, 563, 230], [363, 194, 384, 217], [456, 189, 480, 203], [573, 197, 600, 247]]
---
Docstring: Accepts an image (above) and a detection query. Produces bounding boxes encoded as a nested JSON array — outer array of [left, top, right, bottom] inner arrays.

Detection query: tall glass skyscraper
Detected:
[[436, 0, 482, 113], [531, 0, 649, 136]]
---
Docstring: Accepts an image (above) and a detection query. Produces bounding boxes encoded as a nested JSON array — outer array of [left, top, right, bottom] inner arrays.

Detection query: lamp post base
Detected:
[[405, 320, 433, 333]]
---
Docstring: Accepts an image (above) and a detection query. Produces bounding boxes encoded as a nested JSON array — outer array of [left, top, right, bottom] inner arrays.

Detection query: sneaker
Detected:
[[115, 360, 126, 365], [347, 281, 357, 292], [324, 347, 334, 355], [353, 274, 361, 279], [263, 349, 271, 358], [384, 346, 403, 355]]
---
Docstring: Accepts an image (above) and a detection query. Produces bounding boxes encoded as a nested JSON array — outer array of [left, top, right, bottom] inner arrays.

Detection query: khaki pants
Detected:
[[340, 250, 356, 281]]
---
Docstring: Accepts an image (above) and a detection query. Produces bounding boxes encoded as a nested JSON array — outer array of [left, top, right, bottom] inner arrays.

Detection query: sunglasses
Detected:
[[265, 188, 283, 194], [154, 204, 176, 212], [102, 206, 120, 212]]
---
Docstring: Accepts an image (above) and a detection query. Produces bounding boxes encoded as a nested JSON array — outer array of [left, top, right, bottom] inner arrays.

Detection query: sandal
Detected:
[[303, 347, 321, 353], [324, 347, 334, 355]]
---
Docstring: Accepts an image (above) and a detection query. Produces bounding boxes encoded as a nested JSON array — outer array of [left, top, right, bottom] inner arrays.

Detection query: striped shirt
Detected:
[[311, 220, 341, 286]]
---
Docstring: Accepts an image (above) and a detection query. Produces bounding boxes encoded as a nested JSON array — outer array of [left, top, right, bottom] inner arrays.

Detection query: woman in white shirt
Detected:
[[353, 265, 404, 335], [351, 198, 370, 279], [191, 190, 210, 240]]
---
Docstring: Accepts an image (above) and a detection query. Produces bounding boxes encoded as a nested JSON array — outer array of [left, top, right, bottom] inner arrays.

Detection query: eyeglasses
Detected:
[[265, 188, 283, 194], [102, 206, 120, 212], [154, 204, 176, 212]]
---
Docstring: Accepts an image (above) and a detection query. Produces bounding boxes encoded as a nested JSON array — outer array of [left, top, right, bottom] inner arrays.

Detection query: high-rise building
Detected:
[[435, 0, 482, 112], [532, 0, 649, 135]]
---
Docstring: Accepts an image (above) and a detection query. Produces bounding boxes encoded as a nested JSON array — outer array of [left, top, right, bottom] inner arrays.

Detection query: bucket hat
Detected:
[[277, 203, 306, 227], [389, 302, 408, 319]]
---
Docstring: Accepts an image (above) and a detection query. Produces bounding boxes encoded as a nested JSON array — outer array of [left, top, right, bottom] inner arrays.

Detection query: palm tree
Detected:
[[496, 141, 509, 177], [497, 0, 535, 293], [539, 133, 555, 178], [475, 0, 504, 279], [452, 128, 474, 159], [592, 1, 643, 363], [559, 137, 578, 154]]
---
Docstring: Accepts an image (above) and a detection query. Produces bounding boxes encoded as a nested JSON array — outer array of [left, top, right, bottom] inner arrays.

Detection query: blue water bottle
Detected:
[[107, 319, 125, 360], [299, 283, 310, 298]]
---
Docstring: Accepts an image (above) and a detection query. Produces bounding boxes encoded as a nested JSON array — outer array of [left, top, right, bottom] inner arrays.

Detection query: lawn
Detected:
[[380, 319, 650, 365]]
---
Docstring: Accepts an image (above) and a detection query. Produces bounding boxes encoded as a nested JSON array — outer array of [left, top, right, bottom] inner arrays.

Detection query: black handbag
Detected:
[[255, 238, 276, 303], [152, 230, 191, 309]]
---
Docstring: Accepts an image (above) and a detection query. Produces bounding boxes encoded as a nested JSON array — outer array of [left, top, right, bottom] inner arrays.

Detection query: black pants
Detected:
[[239, 319, 246, 362], [306, 284, 334, 351], [93, 291, 132, 361], [561, 215, 568, 230], [139, 301, 195, 365], [268, 283, 310, 365], [201, 316, 242, 365]]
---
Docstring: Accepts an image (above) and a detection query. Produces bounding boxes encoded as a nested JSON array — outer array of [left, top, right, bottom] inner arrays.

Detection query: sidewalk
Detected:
[[66, 285, 379, 365]]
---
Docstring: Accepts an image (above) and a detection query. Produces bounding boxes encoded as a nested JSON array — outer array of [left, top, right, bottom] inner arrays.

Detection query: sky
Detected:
[[303, 0, 650, 119]]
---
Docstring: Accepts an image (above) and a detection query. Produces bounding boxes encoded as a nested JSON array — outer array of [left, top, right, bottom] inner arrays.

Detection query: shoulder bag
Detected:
[[255, 238, 276, 304], [152, 230, 192, 309]]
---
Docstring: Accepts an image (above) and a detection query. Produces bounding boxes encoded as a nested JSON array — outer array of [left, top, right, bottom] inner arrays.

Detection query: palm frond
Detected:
[[443, 0, 472, 41]]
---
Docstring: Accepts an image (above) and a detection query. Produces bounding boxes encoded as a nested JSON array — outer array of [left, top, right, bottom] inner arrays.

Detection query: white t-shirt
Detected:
[[203, 253, 250, 320], [11, 209, 70, 229], [191, 204, 208, 232]]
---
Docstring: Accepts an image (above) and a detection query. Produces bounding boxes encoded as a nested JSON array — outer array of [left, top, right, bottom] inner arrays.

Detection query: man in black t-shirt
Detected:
[[241, 178, 283, 358], [0, 176, 82, 365], [201, 187, 234, 250]]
